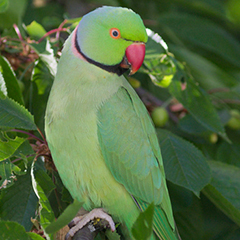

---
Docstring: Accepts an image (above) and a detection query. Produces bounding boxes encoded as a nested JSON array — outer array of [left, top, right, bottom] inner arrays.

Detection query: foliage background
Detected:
[[0, 0, 240, 239]]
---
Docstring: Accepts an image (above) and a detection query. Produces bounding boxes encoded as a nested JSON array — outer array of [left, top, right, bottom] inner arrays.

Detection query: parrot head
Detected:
[[73, 6, 148, 75]]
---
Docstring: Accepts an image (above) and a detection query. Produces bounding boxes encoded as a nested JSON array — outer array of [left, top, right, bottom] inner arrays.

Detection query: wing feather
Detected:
[[97, 82, 177, 237]]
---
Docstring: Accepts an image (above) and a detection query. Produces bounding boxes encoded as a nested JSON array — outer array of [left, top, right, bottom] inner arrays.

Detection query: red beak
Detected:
[[120, 43, 146, 75]]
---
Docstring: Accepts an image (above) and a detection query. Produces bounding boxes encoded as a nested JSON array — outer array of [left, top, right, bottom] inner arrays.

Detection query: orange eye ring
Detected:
[[110, 28, 121, 39]]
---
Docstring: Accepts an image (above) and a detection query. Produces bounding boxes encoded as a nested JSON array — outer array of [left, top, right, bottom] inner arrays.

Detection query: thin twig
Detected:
[[37, 127, 47, 144], [208, 88, 230, 94]]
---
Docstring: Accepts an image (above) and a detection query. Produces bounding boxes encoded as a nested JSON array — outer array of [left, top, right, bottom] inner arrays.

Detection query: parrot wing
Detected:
[[97, 82, 178, 239]]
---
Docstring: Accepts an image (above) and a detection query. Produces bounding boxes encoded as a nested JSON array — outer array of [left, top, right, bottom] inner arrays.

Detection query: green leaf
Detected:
[[169, 77, 228, 141], [34, 168, 55, 197], [30, 40, 57, 77], [159, 13, 240, 68], [217, 141, 240, 167], [27, 232, 46, 240], [169, 45, 237, 90], [45, 199, 83, 234], [131, 203, 154, 240], [203, 160, 240, 226], [0, 221, 32, 240], [105, 229, 121, 240], [0, 0, 27, 29], [26, 21, 47, 39], [157, 129, 211, 195], [0, 0, 9, 13], [0, 165, 38, 231], [0, 159, 16, 188], [178, 114, 211, 136], [0, 136, 25, 161], [0, 95, 37, 130], [0, 55, 24, 105], [0, 71, 7, 96], [29, 60, 53, 132], [31, 160, 55, 240], [143, 29, 176, 88], [13, 140, 34, 158]]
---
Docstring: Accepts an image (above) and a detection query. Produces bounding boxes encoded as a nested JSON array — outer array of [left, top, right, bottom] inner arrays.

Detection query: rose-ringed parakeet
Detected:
[[45, 6, 180, 240]]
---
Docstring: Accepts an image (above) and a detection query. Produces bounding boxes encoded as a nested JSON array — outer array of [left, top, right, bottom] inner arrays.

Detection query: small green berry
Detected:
[[227, 109, 240, 130], [151, 107, 169, 127]]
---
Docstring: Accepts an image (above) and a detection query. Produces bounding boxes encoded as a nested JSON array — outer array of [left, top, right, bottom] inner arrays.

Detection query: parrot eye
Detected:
[[110, 28, 121, 39]]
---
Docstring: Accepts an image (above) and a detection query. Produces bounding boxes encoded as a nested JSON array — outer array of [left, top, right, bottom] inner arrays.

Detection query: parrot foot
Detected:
[[66, 208, 115, 239]]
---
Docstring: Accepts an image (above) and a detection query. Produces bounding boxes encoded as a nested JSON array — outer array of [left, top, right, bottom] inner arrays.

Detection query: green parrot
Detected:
[[45, 6, 180, 240]]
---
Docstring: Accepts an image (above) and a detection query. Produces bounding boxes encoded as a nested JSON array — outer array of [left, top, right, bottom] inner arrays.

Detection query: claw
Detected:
[[66, 208, 115, 239]]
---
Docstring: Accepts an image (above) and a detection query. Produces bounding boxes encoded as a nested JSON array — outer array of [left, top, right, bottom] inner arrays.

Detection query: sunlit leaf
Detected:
[[26, 21, 46, 39], [0, 136, 25, 161], [31, 159, 55, 240], [0, 94, 37, 130], [0, 55, 23, 104]]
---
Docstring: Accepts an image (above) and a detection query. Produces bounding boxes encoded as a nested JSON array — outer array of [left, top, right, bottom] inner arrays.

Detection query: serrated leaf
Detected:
[[203, 160, 240, 226], [131, 203, 154, 240], [157, 129, 211, 195], [0, 165, 38, 231], [169, 78, 228, 141], [0, 94, 37, 130], [0, 55, 24, 105], [45, 199, 83, 234], [0, 136, 25, 161], [0, 221, 32, 240]]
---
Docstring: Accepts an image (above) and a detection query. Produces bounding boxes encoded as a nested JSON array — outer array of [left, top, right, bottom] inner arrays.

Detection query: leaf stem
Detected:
[[11, 154, 36, 163], [13, 24, 23, 41], [56, 19, 68, 40], [10, 129, 44, 143], [37, 127, 47, 145], [37, 28, 69, 43]]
